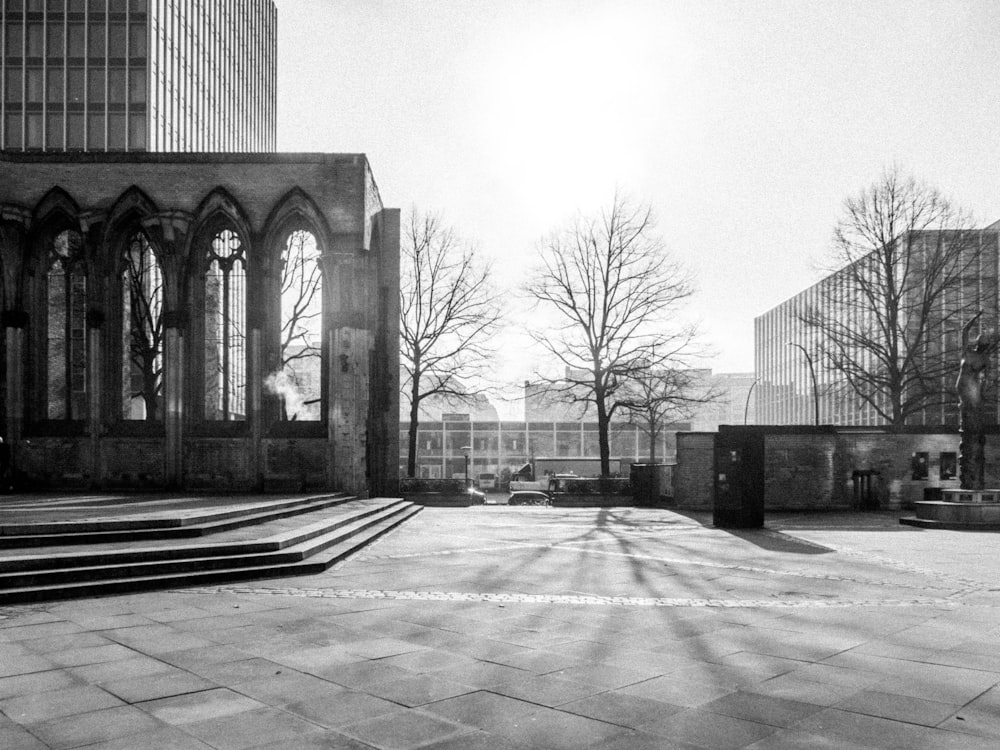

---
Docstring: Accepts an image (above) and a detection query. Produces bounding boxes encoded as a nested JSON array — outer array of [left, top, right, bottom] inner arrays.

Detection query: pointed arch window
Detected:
[[122, 230, 164, 421], [204, 228, 246, 420], [274, 229, 322, 420], [46, 229, 88, 420]]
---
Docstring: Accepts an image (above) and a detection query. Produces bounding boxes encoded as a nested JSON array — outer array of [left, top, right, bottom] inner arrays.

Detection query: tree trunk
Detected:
[[596, 396, 611, 477], [406, 376, 421, 477]]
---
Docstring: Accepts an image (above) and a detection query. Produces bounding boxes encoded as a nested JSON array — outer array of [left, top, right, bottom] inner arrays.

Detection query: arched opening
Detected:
[[272, 228, 322, 420], [203, 227, 247, 421], [45, 229, 87, 420], [121, 229, 163, 421]]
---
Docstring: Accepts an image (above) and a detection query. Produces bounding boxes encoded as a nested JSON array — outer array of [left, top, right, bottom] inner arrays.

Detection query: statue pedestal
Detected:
[[902, 489, 1000, 530], [941, 489, 1000, 504]]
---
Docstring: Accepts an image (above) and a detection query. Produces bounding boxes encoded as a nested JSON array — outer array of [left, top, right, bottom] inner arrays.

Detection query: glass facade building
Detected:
[[1, 0, 276, 152], [399, 419, 683, 480], [756, 224, 1000, 426]]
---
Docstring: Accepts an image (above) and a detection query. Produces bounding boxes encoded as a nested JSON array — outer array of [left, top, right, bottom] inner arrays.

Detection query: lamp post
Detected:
[[787, 342, 819, 425], [744, 378, 759, 425], [460, 445, 471, 489]]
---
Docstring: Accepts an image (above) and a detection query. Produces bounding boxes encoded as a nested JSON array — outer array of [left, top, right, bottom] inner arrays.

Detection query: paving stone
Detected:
[[376, 647, 479, 673], [490, 672, 606, 707], [361, 672, 475, 706], [559, 690, 686, 728], [72, 726, 216, 749], [69, 655, 180, 683], [835, 688, 960, 726], [487, 704, 627, 750], [0, 620, 85, 642], [640, 707, 778, 748], [0, 652, 56, 677], [431, 659, 533, 690], [24, 704, 166, 749], [0, 667, 83, 699], [1, 683, 125, 723], [488, 648, 586, 675], [742, 728, 882, 749], [340, 708, 473, 750], [0, 723, 49, 750], [46, 643, 140, 667], [423, 690, 541, 732], [793, 707, 949, 749], [21, 631, 114, 653], [547, 661, 662, 688], [223, 670, 346, 705], [701, 690, 826, 727], [181, 706, 327, 750], [99, 670, 217, 703], [284, 689, 403, 728], [619, 673, 736, 707], [139, 687, 264, 725], [748, 673, 863, 706]]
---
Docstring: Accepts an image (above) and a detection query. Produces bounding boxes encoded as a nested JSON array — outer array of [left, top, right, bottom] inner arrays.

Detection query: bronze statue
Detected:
[[957, 312, 999, 489]]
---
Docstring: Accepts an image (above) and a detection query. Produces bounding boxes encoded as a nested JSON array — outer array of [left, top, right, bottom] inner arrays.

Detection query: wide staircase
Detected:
[[0, 493, 420, 604]]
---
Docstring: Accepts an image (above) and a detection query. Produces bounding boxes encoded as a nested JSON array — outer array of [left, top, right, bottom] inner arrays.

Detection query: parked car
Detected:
[[508, 490, 551, 506], [467, 487, 487, 505]]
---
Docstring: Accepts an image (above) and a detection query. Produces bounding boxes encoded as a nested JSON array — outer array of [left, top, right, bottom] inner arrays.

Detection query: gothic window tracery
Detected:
[[204, 227, 247, 421], [46, 229, 87, 420]]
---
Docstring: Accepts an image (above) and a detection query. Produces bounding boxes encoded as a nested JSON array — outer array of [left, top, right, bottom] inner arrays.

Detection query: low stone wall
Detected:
[[675, 426, 978, 511], [550, 494, 635, 507], [405, 494, 472, 507]]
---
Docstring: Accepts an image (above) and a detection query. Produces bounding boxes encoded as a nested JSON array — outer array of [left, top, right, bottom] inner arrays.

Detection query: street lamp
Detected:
[[744, 378, 759, 425], [460, 445, 471, 489], [787, 342, 819, 425]]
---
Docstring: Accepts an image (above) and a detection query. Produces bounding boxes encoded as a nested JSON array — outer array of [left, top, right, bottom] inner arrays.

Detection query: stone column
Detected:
[[142, 212, 192, 489]]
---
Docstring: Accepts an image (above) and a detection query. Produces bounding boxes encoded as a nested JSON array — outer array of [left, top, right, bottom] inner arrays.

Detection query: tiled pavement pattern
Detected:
[[2, 505, 1000, 749]]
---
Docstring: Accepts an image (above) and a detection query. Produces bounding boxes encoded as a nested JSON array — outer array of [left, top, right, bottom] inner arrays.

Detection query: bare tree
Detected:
[[527, 193, 701, 476], [618, 368, 717, 462], [124, 234, 163, 421], [400, 210, 502, 477], [800, 166, 983, 427], [275, 229, 323, 420]]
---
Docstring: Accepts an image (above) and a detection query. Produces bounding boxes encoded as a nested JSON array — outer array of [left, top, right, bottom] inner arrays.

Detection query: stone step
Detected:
[[0, 499, 409, 574], [0, 494, 354, 547], [0, 500, 421, 604]]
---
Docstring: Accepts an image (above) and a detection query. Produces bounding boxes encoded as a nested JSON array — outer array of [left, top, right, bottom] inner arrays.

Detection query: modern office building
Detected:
[[1, 0, 276, 152], [400, 379, 695, 480], [755, 223, 1000, 426]]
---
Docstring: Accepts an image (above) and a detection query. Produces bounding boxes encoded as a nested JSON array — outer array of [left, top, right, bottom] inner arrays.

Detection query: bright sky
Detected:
[[274, 0, 1000, 383]]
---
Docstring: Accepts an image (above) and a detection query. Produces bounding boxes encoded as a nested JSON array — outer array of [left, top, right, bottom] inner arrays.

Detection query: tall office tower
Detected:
[[1, 0, 277, 152]]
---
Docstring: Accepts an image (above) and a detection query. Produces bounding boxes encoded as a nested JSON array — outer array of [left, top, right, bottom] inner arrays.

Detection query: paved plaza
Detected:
[[2, 504, 999, 749]]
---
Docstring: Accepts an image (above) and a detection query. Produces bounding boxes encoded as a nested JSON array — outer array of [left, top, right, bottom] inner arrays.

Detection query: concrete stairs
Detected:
[[0, 495, 420, 604]]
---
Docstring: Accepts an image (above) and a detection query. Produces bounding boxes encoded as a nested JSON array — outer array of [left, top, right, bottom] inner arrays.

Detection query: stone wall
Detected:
[[676, 427, 980, 511], [0, 153, 400, 496], [674, 432, 716, 508]]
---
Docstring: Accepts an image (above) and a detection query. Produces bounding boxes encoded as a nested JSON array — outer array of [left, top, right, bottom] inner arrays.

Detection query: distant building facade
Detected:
[[400, 378, 688, 480], [755, 223, 1000, 426], [1, 0, 276, 152], [688, 371, 756, 431]]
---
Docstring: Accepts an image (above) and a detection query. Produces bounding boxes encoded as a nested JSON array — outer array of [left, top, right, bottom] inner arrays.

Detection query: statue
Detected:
[[957, 312, 999, 490]]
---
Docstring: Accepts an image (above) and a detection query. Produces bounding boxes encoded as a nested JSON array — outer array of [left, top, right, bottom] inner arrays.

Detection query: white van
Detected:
[[477, 472, 497, 491]]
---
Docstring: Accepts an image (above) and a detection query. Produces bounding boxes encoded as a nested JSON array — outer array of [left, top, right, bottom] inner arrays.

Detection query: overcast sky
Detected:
[[274, 0, 1000, 385]]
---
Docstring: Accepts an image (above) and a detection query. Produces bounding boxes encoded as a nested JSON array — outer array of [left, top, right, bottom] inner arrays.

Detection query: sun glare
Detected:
[[478, 6, 695, 217]]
